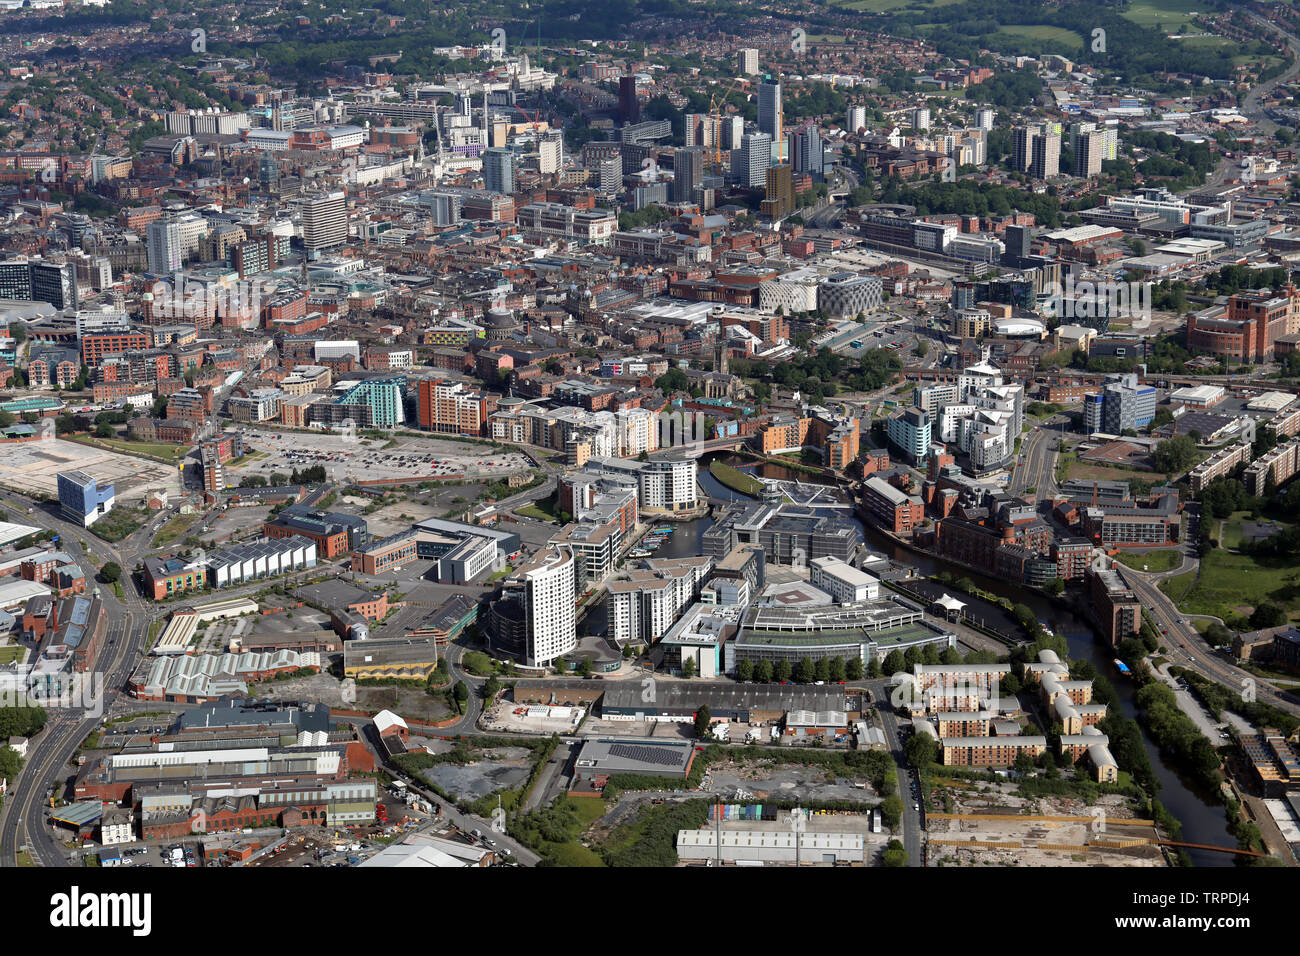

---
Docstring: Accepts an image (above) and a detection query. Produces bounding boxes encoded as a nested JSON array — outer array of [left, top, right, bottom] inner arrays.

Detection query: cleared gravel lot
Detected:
[[232, 427, 534, 484]]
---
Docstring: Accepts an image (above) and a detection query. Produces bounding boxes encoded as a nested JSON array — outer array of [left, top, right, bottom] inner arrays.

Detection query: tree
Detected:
[[1152, 435, 1199, 474], [881, 838, 907, 867], [681, 656, 696, 679], [483, 675, 502, 699], [905, 733, 937, 769], [882, 649, 905, 677], [654, 368, 689, 394], [94, 423, 115, 438], [1043, 577, 1065, 596], [99, 562, 121, 584], [1204, 622, 1234, 647], [879, 795, 903, 829], [736, 659, 754, 682], [1013, 751, 1035, 774], [1250, 602, 1286, 629], [815, 656, 832, 682], [754, 660, 774, 683], [794, 657, 814, 683], [453, 681, 468, 711], [773, 659, 791, 682], [827, 657, 845, 683], [577, 656, 593, 678], [847, 658, 864, 681], [694, 704, 712, 739], [0, 745, 21, 783]]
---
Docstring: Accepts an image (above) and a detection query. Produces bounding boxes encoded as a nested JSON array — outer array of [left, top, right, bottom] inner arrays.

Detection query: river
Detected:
[[667, 454, 1237, 864]]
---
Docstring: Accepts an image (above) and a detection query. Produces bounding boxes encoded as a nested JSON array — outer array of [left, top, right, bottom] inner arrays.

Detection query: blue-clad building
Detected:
[[57, 470, 115, 527], [336, 377, 407, 428]]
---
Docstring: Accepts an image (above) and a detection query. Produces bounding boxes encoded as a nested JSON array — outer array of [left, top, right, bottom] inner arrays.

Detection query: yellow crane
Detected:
[[708, 76, 747, 170]]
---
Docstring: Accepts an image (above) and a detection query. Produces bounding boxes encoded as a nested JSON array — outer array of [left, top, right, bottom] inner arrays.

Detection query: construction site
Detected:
[[923, 777, 1165, 867]]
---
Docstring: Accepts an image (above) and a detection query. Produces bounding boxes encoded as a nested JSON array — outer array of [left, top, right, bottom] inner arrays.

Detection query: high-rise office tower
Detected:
[[1004, 225, 1032, 261], [146, 219, 184, 273], [481, 147, 516, 195], [1030, 130, 1060, 180], [0, 258, 31, 301], [1012, 125, 1035, 173], [539, 130, 564, 174], [300, 191, 348, 252], [846, 105, 867, 135], [739, 48, 759, 76], [760, 163, 794, 220], [619, 75, 640, 125], [758, 79, 784, 162], [789, 124, 824, 181], [1074, 131, 1102, 178], [598, 154, 623, 193], [685, 113, 717, 148], [1014, 125, 1060, 179], [672, 146, 704, 204], [29, 259, 78, 310], [1071, 121, 1118, 163], [515, 546, 577, 667], [723, 116, 745, 151], [734, 132, 772, 187]]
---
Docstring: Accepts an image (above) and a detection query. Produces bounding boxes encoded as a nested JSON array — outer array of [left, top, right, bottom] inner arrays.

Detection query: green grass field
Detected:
[[1114, 549, 1183, 573], [1178, 34, 1231, 49], [70, 435, 184, 463], [0, 645, 25, 665], [225, 451, 268, 469], [1121, 0, 1206, 34], [1217, 510, 1251, 551], [530, 796, 608, 867], [1066, 458, 1170, 487], [515, 504, 555, 522], [1159, 568, 1199, 606], [993, 25, 1086, 51], [709, 460, 765, 496], [151, 513, 198, 548], [1158, 548, 1300, 620], [831, 0, 964, 10]]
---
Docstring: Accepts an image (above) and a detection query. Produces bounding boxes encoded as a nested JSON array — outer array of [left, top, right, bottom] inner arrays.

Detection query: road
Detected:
[[1119, 562, 1299, 718], [1010, 417, 1066, 499], [0, 490, 148, 868], [338, 716, 542, 866], [864, 679, 924, 867], [1242, 12, 1300, 136]]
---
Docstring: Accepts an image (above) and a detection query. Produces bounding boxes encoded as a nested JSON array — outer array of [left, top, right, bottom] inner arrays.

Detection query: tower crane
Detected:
[[708, 75, 747, 170]]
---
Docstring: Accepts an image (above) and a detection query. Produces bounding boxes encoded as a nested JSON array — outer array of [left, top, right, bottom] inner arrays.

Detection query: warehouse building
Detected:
[[572, 737, 696, 784], [206, 536, 318, 588], [676, 827, 866, 865], [598, 681, 859, 723]]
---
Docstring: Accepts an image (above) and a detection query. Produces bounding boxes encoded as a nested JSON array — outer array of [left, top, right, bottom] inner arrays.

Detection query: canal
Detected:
[[660, 453, 1237, 864]]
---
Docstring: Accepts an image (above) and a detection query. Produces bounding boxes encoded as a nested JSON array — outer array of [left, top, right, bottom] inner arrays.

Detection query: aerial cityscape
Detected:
[[0, 0, 1297, 899]]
